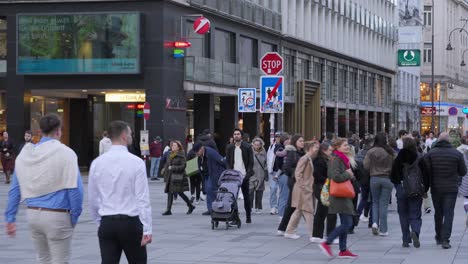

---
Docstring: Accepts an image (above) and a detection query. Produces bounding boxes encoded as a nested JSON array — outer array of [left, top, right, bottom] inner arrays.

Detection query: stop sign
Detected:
[[260, 52, 283, 75], [143, 102, 150, 120]]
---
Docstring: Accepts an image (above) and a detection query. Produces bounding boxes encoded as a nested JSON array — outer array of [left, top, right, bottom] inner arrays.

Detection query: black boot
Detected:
[[179, 193, 195, 214], [162, 194, 173, 216]]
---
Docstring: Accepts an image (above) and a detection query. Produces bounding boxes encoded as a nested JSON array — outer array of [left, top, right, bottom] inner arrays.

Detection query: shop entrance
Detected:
[[31, 89, 145, 168]]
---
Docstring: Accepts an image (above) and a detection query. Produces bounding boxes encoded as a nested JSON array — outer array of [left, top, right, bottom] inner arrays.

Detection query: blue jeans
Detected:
[[269, 173, 279, 209], [432, 191, 458, 241], [370, 177, 393, 233], [277, 174, 289, 217], [395, 184, 422, 243], [204, 175, 216, 212], [149, 157, 161, 178], [326, 214, 353, 252]]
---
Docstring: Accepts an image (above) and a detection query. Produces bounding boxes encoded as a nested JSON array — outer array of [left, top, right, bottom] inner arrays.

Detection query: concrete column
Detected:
[[297, 0, 304, 39], [219, 96, 236, 155], [364, 110, 369, 134], [305, 0, 312, 41], [194, 94, 214, 138], [374, 111, 378, 134], [334, 107, 339, 136], [355, 110, 360, 136], [345, 108, 350, 135]]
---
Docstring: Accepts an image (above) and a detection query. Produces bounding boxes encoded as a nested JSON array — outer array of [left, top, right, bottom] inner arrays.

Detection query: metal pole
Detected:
[[431, 0, 435, 133], [270, 113, 275, 146]]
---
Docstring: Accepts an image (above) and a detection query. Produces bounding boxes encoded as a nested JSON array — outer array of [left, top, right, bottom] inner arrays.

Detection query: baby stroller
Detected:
[[211, 169, 243, 230]]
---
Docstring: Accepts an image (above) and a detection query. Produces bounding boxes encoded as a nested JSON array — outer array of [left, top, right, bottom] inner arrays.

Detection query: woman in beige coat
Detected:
[[284, 141, 320, 239]]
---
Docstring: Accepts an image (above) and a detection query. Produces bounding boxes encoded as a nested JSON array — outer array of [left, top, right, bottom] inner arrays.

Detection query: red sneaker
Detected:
[[318, 242, 333, 258], [338, 250, 358, 259]]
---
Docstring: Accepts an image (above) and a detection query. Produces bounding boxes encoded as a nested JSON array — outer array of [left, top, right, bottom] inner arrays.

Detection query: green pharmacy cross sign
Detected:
[[398, 49, 421, 67]]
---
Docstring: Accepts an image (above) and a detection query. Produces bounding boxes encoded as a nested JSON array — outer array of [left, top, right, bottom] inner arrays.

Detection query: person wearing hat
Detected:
[[149, 136, 163, 181], [192, 143, 226, 215], [196, 129, 219, 152]]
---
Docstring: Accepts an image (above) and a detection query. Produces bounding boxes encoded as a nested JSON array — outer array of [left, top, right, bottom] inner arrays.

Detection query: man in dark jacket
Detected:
[[225, 128, 254, 223], [423, 132, 467, 249], [193, 143, 226, 215]]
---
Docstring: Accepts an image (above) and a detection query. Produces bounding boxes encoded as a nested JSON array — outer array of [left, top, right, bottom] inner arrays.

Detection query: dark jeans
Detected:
[[312, 195, 337, 238], [278, 188, 295, 232], [357, 184, 371, 217], [326, 214, 353, 252], [190, 174, 202, 200], [241, 179, 252, 219], [249, 189, 264, 209], [395, 184, 422, 243], [98, 216, 147, 264], [432, 191, 458, 242]]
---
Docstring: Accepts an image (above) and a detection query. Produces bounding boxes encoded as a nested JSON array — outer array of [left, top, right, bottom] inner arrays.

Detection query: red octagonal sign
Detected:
[[260, 52, 283, 75]]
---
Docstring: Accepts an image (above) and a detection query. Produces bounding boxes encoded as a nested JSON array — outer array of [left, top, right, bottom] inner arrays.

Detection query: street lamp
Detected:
[[431, 0, 435, 133], [446, 27, 468, 51], [461, 49, 468, 66]]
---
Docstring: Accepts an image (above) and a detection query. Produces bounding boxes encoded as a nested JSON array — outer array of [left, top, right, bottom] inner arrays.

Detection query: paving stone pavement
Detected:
[[1, 174, 467, 264]]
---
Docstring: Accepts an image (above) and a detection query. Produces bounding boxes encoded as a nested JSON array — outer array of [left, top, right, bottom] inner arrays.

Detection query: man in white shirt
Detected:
[[99, 131, 112, 156], [396, 129, 408, 150], [225, 129, 254, 223], [88, 121, 152, 263], [425, 132, 437, 152]]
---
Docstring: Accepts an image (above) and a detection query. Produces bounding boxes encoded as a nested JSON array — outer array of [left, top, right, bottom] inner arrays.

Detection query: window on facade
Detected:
[[359, 73, 367, 104], [260, 42, 276, 55], [423, 44, 432, 63], [376, 78, 383, 106], [284, 55, 295, 96], [300, 59, 310, 81], [368, 75, 375, 105], [349, 71, 357, 104], [338, 68, 346, 101], [215, 29, 235, 63], [0, 17, 6, 74], [239, 36, 258, 67], [424, 6, 432, 26], [186, 21, 208, 58], [313, 61, 323, 83], [326, 66, 336, 100]]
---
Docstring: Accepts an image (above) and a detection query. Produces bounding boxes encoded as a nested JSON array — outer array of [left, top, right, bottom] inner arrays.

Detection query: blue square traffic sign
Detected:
[[260, 76, 284, 113]]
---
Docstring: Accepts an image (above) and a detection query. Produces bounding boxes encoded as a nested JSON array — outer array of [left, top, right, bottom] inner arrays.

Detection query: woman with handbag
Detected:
[[364, 133, 395, 236], [162, 140, 196, 216], [310, 143, 337, 243], [284, 141, 320, 239], [319, 138, 358, 259], [250, 138, 267, 214], [1, 131, 15, 184]]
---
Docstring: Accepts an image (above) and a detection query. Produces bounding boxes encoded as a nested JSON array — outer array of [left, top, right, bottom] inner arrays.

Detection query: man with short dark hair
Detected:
[[89, 120, 152, 263], [5, 114, 83, 263], [397, 130, 408, 150], [17, 130, 32, 155], [226, 128, 254, 223], [197, 129, 218, 151], [423, 132, 467, 249]]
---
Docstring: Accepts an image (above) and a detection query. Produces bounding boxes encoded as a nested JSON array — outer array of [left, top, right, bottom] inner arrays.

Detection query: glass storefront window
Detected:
[[420, 82, 440, 102], [0, 16, 6, 74], [31, 97, 69, 145]]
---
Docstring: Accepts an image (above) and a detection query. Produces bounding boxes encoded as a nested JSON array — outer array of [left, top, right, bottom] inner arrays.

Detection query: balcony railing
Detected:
[[189, 0, 281, 32], [185, 56, 262, 89]]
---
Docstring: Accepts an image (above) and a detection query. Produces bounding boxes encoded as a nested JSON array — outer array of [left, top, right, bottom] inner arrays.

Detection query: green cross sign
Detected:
[[398, 49, 421, 67]]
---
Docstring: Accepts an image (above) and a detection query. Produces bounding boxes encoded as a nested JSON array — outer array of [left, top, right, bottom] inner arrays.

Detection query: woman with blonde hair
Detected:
[[284, 141, 320, 239], [162, 140, 196, 215], [250, 137, 267, 214], [319, 138, 358, 259]]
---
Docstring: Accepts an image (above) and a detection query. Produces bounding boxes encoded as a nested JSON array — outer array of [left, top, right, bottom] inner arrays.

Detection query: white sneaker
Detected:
[[255, 209, 262, 214], [359, 214, 369, 222], [372, 223, 379, 235], [379, 232, 389, 236], [270, 208, 277, 215], [309, 237, 324, 243], [276, 230, 285, 236], [195, 199, 200, 205], [284, 233, 301, 239]]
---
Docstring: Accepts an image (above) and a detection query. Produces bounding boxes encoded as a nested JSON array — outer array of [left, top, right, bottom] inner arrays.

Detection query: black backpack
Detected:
[[402, 157, 425, 197]]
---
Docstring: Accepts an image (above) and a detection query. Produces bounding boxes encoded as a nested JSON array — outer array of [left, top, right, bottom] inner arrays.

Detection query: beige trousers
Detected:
[[26, 209, 74, 264], [285, 209, 314, 237]]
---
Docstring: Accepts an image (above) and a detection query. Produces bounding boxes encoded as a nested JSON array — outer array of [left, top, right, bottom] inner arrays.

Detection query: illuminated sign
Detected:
[[105, 93, 145, 102]]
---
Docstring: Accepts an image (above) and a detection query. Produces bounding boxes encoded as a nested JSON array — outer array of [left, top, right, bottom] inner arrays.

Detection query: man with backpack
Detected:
[[423, 132, 467, 249], [390, 137, 425, 248]]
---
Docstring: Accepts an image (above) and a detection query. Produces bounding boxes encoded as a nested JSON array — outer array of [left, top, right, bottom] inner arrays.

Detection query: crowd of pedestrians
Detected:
[[3, 116, 468, 262]]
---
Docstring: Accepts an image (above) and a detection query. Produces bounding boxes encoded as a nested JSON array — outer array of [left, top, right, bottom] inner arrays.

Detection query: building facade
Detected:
[[420, 0, 468, 134]]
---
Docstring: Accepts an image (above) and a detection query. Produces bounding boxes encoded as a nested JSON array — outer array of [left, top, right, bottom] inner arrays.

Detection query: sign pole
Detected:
[[270, 113, 275, 145]]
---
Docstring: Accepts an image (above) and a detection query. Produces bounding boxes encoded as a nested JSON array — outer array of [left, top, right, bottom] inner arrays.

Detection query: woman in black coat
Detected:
[[390, 137, 424, 248], [162, 140, 195, 216], [310, 142, 337, 242]]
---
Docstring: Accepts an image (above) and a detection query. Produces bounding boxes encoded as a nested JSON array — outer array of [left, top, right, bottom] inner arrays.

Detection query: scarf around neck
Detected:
[[334, 150, 350, 169]]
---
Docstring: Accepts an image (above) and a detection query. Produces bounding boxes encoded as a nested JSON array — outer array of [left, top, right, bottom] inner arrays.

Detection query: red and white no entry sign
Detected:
[[193, 17, 211, 35], [260, 52, 283, 75], [143, 102, 150, 120]]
